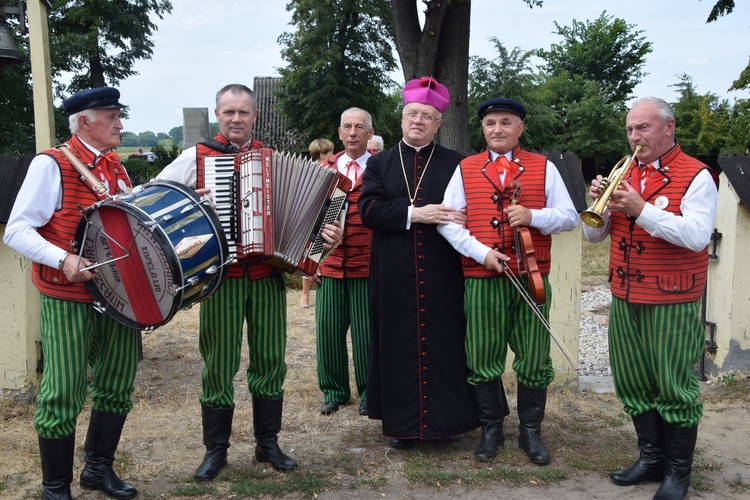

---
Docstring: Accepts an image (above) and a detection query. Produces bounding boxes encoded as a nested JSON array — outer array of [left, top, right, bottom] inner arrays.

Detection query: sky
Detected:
[[115, 0, 750, 135]]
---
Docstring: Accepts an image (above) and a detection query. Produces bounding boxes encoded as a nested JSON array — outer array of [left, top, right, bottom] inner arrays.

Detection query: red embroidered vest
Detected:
[[318, 151, 372, 278], [31, 135, 131, 302], [609, 144, 716, 304], [460, 147, 552, 278], [195, 136, 273, 280]]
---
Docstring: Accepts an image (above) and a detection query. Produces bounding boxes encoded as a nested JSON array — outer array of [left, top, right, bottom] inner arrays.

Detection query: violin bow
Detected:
[[500, 261, 579, 370]]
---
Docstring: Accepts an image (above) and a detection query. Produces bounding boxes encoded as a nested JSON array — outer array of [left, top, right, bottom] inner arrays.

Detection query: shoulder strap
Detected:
[[199, 140, 240, 154], [56, 144, 109, 197]]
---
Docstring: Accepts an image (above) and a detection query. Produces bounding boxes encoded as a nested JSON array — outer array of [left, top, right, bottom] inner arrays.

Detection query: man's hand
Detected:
[[608, 180, 646, 218], [62, 254, 97, 282], [306, 274, 322, 286], [483, 249, 510, 274], [412, 204, 462, 225], [321, 220, 343, 250], [504, 204, 532, 228], [589, 175, 604, 200]]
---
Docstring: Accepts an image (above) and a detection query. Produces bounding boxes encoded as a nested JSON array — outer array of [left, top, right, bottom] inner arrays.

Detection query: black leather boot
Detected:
[[253, 396, 298, 472], [195, 405, 234, 481], [611, 410, 665, 485], [517, 384, 550, 465], [653, 423, 698, 500], [38, 433, 75, 500], [470, 379, 511, 462], [79, 410, 137, 499]]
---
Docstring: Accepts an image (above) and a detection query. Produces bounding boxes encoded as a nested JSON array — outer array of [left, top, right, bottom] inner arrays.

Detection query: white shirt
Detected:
[[582, 159, 718, 252], [157, 145, 199, 187], [3, 138, 115, 268], [336, 151, 370, 187], [437, 150, 579, 265], [157, 138, 259, 189]]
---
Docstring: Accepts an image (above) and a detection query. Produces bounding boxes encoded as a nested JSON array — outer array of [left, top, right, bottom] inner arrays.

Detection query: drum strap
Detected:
[[57, 144, 109, 198], [98, 205, 164, 326]]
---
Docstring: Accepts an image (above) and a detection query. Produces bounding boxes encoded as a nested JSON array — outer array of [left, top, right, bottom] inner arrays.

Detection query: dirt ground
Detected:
[[1, 288, 748, 499]]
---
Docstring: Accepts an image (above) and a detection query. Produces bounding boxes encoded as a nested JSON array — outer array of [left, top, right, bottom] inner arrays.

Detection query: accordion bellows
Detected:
[[203, 148, 352, 276]]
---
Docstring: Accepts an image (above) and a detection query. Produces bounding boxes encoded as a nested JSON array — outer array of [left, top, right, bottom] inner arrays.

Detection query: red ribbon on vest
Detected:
[[346, 160, 361, 186], [495, 156, 518, 189], [638, 163, 656, 196], [96, 152, 120, 184]]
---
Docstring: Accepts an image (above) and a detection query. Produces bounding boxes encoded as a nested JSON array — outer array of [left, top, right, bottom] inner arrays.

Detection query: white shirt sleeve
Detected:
[[156, 146, 198, 187], [529, 160, 580, 235], [438, 159, 580, 266], [3, 154, 69, 268], [437, 166, 493, 265], [583, 169, 717, 252], [636, 169, 717, 251]]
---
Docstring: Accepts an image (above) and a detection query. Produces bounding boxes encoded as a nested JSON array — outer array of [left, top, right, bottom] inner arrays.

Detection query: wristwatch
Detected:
[[58, 252, 70, 270]]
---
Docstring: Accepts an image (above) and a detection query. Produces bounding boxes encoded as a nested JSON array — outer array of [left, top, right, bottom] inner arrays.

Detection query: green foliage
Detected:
[[468, 40, 554, 151], [725, 99, 750, 153], [469, 13, 644, 170], [671, 73, 733, 156], [48, 0, 173, 92], [125, 142, 181, 186], [169, 126, 184, 146], [541, 11, 652, 104], [276, 0, 398, 148], [706, 0, 735, 22], [0, 35, 34, 155]]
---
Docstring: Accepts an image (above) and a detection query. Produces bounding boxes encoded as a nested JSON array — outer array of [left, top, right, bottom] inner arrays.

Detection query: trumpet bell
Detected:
[[580, 210, 605, 228]]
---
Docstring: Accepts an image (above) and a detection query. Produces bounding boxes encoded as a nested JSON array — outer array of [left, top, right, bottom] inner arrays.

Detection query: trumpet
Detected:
[[581, 145, 642, 228]]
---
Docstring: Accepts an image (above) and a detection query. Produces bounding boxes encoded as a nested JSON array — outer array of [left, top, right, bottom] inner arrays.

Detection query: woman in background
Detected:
[[300, 138, 335, 307]]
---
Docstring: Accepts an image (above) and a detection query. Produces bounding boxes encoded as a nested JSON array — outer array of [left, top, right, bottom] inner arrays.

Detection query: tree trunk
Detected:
[[391, 0, 471, 152], [434, 0, 471, 153]]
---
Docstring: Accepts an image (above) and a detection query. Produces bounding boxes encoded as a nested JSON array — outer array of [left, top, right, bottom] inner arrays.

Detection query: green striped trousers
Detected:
[[198, 274, 287, 407], [315, 276, 370, 403], [464, 276, 554, 389], [35, 296, 140, 438], [609, 296, 704, 427]]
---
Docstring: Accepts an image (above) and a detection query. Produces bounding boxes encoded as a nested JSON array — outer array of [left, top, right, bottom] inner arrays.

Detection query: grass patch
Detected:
[[403, 451, 567, 488], [725, 473, 749, 494], [220, 467, 334, 498], [170, 482, 220, 496]]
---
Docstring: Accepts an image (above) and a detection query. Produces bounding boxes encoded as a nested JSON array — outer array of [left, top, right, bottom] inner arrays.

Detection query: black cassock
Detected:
[[359, 141, 479, 439]]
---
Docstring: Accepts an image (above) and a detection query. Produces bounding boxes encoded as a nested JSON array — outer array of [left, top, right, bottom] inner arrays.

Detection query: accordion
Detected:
[[203, 148, 352, 276]]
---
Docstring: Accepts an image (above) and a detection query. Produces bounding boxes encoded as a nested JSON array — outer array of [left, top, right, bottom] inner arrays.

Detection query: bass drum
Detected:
[[75, 180, 230, 330]]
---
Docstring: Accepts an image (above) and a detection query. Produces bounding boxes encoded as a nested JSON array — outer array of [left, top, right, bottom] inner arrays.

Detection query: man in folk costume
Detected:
[[4, 87, 139, 499], [359, 77, 481, 448], [311, 108, 373, 416], [584, 97, 718, 500], [157, 84, 341, 479], [438, 97, 578, 463]]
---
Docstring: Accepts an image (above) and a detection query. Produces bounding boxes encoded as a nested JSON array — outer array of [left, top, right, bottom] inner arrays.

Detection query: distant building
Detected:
[[253, 76, 304, 153]]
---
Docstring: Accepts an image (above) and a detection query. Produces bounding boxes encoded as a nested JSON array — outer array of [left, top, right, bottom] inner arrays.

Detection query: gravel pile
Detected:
[[578, 286, 612, 376]]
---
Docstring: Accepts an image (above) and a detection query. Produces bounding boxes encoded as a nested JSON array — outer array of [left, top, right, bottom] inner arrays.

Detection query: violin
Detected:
[[508, 180, 545, 306], [499, 181, 576, 370]]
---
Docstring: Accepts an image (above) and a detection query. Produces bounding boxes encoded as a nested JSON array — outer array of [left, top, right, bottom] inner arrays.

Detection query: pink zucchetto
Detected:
[[402, 76, 450, 113]]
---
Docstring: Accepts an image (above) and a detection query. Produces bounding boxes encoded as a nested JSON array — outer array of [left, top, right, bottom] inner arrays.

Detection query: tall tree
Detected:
[[276, 0, 397, 150], [48, 0, 173, 93], [704, 0, 749, 91], [536, 11, 651, 168], [390, 0, 542, 153], [468, 39, 559, 152], [671, 73, 731, 157], [0, 0, 173, 154], [0, 39, 34, 154], [541, 11, 651, 104]]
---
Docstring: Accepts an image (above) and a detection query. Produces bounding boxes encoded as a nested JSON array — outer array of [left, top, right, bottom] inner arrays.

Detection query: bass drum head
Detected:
[[77, 201, 183, 330]]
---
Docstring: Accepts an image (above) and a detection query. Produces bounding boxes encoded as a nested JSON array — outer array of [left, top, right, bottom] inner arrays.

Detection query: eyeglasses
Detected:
[[403, 111, 441, 122]]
